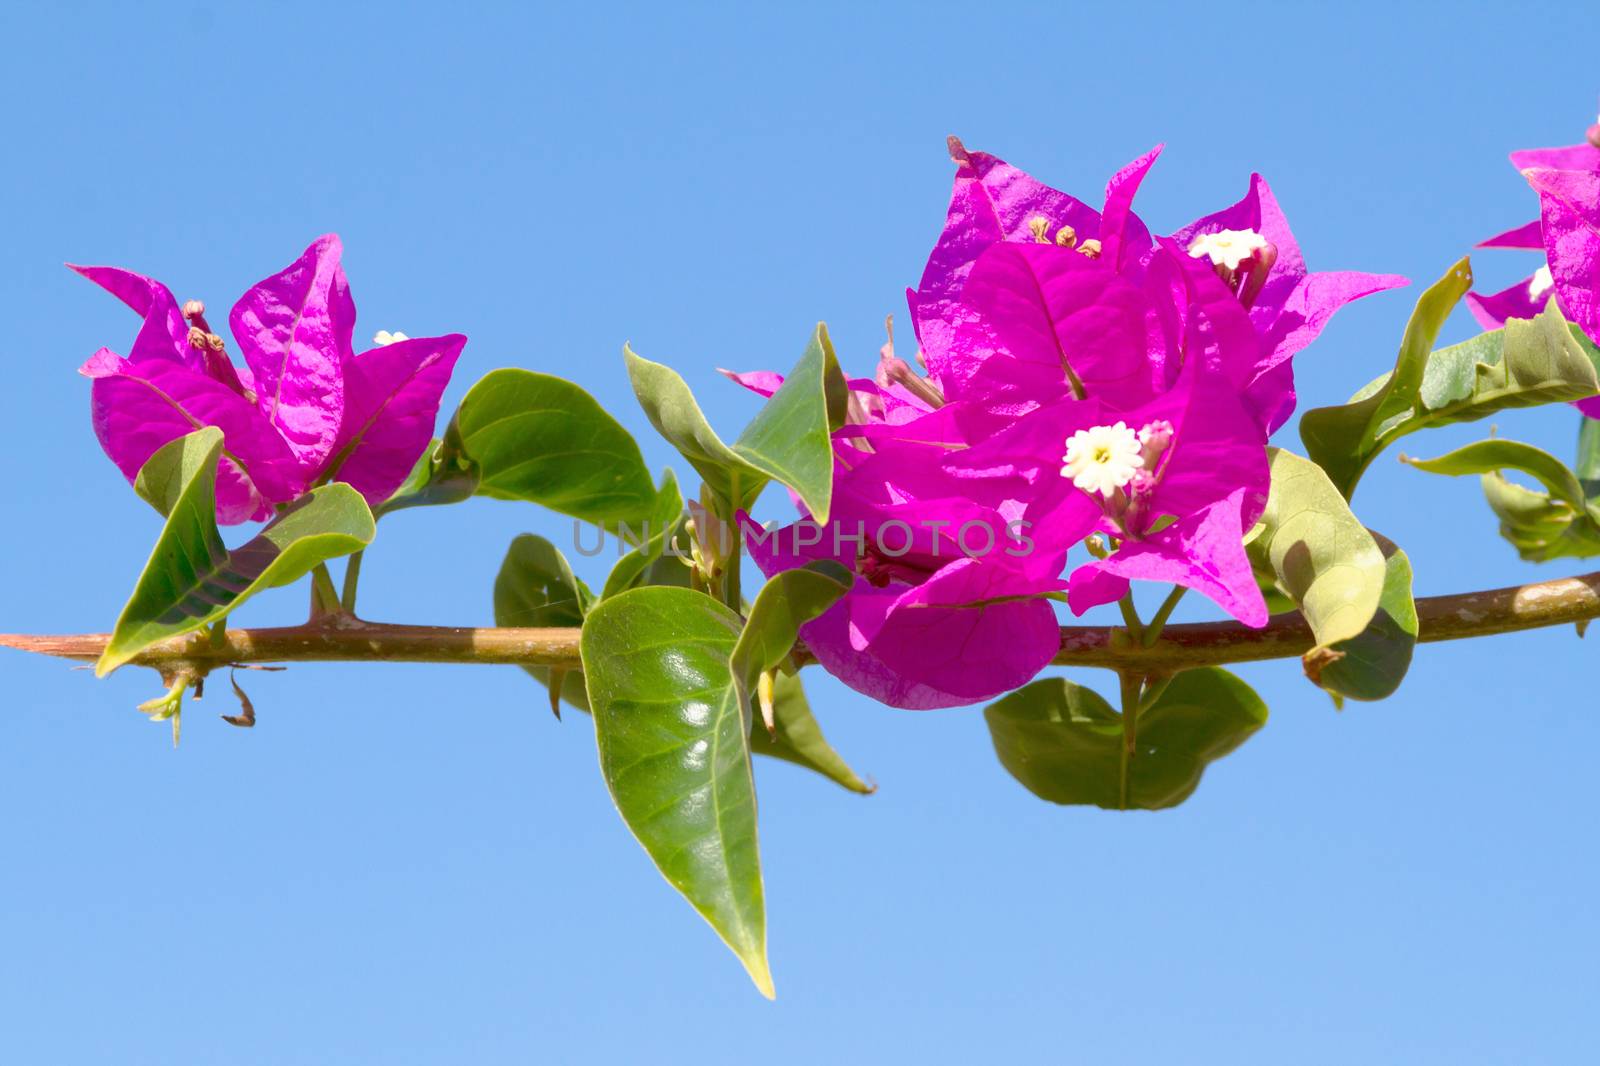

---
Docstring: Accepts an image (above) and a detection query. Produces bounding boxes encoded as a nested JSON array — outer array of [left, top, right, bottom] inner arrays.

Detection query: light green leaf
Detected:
[[984, 668, 1268, 811], [493, 534, 594, 712], [749, 671, 873, 794], [624, 323, 846, 521], [1405, 438, 1600, 561], [1307, 534, 1418, 702], [99, 430, 375, 676], [1292, 260, 1593, 502], [1247, 448, 1387, 649], [580, 586, 774, 998], [445, 369, 659, 525]]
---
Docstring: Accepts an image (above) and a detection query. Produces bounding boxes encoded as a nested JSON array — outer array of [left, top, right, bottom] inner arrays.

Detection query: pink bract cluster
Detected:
[[1469, 125, 1600, 418], [76, 236, 465, 524], [738, 141, 1408, 708]]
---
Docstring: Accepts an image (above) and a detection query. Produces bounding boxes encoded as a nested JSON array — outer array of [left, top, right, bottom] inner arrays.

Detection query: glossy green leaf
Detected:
[[624, 323, 846, 522], [984, 668, 1268, 811], [99, 430, 375, 676], [580, 586, 773, 998], [748, 671, 872, 794], [1405, 438, 1600, 561], [1297, 258, 1595, 500], [493, 534, 594, 712], [1247, 448, 1386, 650], [1309, 534, 1418, 702], [445, 368, 659, 525]]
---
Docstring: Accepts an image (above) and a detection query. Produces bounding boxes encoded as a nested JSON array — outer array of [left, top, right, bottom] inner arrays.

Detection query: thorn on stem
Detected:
[[546, 668, 565, 721]]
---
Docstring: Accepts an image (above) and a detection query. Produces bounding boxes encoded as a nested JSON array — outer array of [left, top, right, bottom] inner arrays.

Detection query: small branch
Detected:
[[2, 571, 1597, 676]]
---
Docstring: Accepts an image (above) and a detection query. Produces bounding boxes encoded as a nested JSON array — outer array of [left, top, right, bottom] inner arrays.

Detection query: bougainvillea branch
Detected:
[[4, 566, 1594, 673], [10, 112, 1600, 998]]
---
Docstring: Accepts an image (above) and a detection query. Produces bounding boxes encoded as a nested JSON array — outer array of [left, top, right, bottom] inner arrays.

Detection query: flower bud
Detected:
[[1589, 121, 1600, 149], [686, 496, 734, 579], [1137, 419, 1174, 469], [879, 355, 946, 409], [1054, 224, 1078, 249], [181, 299, 206, 319]]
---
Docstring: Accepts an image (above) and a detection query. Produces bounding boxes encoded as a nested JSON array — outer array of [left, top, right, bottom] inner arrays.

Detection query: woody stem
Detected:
[[0, 570, 1595, 677]]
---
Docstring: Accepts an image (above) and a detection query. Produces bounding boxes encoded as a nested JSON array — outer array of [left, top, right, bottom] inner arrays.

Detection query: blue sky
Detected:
[[1, 1, 1595, 1062]]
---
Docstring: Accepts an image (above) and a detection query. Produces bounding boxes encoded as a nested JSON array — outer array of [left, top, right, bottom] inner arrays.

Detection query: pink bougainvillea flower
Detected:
[[75, 236, 466, 522], [943, 364, 1270, 626], [912, 142, 1404, 432], [741, 428, 1091, 709]]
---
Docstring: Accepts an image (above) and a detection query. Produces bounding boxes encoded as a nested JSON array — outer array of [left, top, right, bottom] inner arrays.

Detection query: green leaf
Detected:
[[602, 524, 694, 599], [984, 668, 1268, 811], [1247, 447, 1387, 651], [624, 323, 846, 521], [580, 586, 774, 998], [1577, 414, 1600, 501], [1296, 258, 1587, 500], [1308, 534, 1418, 702], [493, 534, 594, 712], [599, 470, 688, 600], [727, 560, 853, 727], [133, 426, 232, 518], [748, 671, 873, 794], [445, 369, 659, 525], [373, 438, 478, 518], [1405, 438, 1600, 561], [99, 430, 375, 676]]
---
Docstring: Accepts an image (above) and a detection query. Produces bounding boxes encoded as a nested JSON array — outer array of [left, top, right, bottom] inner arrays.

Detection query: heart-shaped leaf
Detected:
[[984, 668, 1267, 811], [580, 586, 774, 998], [99, 429, 375, 676], [625, 323, 846, 522], [493, 534, 594, 712], [1405, 438, 1600, 561], [444, 369, 659, 526]]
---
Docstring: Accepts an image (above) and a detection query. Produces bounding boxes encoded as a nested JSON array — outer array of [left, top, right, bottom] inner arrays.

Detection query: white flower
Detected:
[[1061, 422, 1144, 497], [1528, 265, 1555, 301], [373, 329, 410, 346], [1187, 228, 1270, 271]]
